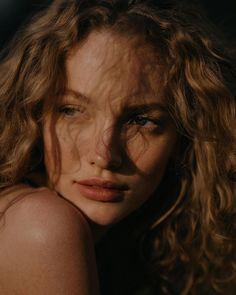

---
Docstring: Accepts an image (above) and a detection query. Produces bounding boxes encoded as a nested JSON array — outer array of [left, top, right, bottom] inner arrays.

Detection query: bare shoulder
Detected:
[[0, 185, 99, 295], [0, 185, 91, 239]]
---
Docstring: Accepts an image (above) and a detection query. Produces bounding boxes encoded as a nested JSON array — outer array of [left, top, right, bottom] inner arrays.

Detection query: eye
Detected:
[[127, 115, 163, 129], [58, 105, 82, 117]]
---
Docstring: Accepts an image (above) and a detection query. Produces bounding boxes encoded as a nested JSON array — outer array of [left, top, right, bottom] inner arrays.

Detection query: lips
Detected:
[[74, 178, 129, 202]]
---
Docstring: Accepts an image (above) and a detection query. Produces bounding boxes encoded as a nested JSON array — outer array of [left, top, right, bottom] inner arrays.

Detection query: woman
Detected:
[[0, 0, 235, 294]]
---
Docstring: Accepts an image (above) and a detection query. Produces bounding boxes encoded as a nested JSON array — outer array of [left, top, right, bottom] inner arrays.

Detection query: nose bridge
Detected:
[[95, 117, 117, 158], [89, 115, 122, 169]]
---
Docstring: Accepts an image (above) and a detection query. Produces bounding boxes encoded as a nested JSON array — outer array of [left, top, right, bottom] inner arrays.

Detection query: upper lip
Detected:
[[76, 178, 129, 191]]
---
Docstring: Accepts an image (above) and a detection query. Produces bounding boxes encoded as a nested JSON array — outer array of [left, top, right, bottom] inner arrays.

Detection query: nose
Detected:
[[88, 123, 123, 170]]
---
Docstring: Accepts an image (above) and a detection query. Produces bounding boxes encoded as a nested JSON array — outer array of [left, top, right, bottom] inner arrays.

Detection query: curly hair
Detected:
[[0, 0, 235, 294]]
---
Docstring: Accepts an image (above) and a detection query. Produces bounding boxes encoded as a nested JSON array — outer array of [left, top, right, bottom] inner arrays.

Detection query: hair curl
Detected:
[[0, 0, 235, 294]]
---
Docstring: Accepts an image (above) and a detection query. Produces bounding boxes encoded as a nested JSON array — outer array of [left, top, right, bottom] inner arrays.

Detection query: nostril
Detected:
[[89, 124, 123, 170]]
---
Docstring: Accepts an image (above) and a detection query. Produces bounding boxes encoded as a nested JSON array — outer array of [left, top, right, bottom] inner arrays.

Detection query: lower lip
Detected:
[[76, 184, 124, 202]]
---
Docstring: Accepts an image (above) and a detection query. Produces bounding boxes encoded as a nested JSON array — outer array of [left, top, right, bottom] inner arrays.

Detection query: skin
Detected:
[[43, 30, 178, 227], [0, 186, 100, 295], [0, 30, 177, 294]]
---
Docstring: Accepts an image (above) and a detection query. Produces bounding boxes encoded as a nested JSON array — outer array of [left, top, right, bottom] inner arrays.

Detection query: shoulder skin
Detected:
[[0, 186, 100, 295]]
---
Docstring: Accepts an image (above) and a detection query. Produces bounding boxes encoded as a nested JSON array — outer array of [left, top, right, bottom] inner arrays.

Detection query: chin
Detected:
[[86, 214, 123, 227], [83, 208, 129, 227]]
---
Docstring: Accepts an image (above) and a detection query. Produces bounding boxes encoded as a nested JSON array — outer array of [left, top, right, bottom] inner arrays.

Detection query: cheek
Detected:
[[131, 139, 176, 206], [43, 121, 72, 153], [129, 136, 176, 177], [44, 122, 89, 175]]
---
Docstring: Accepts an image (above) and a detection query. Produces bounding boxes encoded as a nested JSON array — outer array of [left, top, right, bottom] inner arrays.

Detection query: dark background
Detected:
[[0, 0, 235, 48]]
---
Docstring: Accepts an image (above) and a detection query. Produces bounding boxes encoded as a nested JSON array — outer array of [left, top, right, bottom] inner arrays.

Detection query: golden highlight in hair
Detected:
[[0, 1, 235, 294]]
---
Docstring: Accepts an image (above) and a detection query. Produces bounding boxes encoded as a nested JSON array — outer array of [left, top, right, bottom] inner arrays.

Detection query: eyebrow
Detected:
[[64, 88, 166, 112], [124, 103, 167, 114], [64, 88, 90, 102]]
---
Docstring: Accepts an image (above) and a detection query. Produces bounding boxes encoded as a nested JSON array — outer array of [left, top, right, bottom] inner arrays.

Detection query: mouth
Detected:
[[74, 178, 129, 202]]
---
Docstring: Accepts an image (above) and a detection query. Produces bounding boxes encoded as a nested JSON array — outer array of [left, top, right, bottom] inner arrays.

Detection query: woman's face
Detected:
[[43, 30, 178, 226]]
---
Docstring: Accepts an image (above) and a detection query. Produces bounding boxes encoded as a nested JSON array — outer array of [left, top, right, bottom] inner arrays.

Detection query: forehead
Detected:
[[66, 30, 164, 105]]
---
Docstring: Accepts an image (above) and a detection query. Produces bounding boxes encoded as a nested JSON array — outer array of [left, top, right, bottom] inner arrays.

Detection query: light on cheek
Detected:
[[133, 141, 174, 177]]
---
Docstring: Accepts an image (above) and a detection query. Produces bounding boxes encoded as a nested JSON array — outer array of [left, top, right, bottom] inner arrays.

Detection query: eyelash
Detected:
[[58, 105, 82, 117], [127, 115, 163, 129], [58, 106, 164, 131]]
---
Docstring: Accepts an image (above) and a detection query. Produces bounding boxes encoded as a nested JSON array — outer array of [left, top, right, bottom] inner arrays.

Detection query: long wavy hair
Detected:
[[0, 0, 235, 294]]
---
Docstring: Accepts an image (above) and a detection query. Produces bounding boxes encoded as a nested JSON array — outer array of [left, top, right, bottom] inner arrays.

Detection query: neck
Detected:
[[88, 221, 111, 244]]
